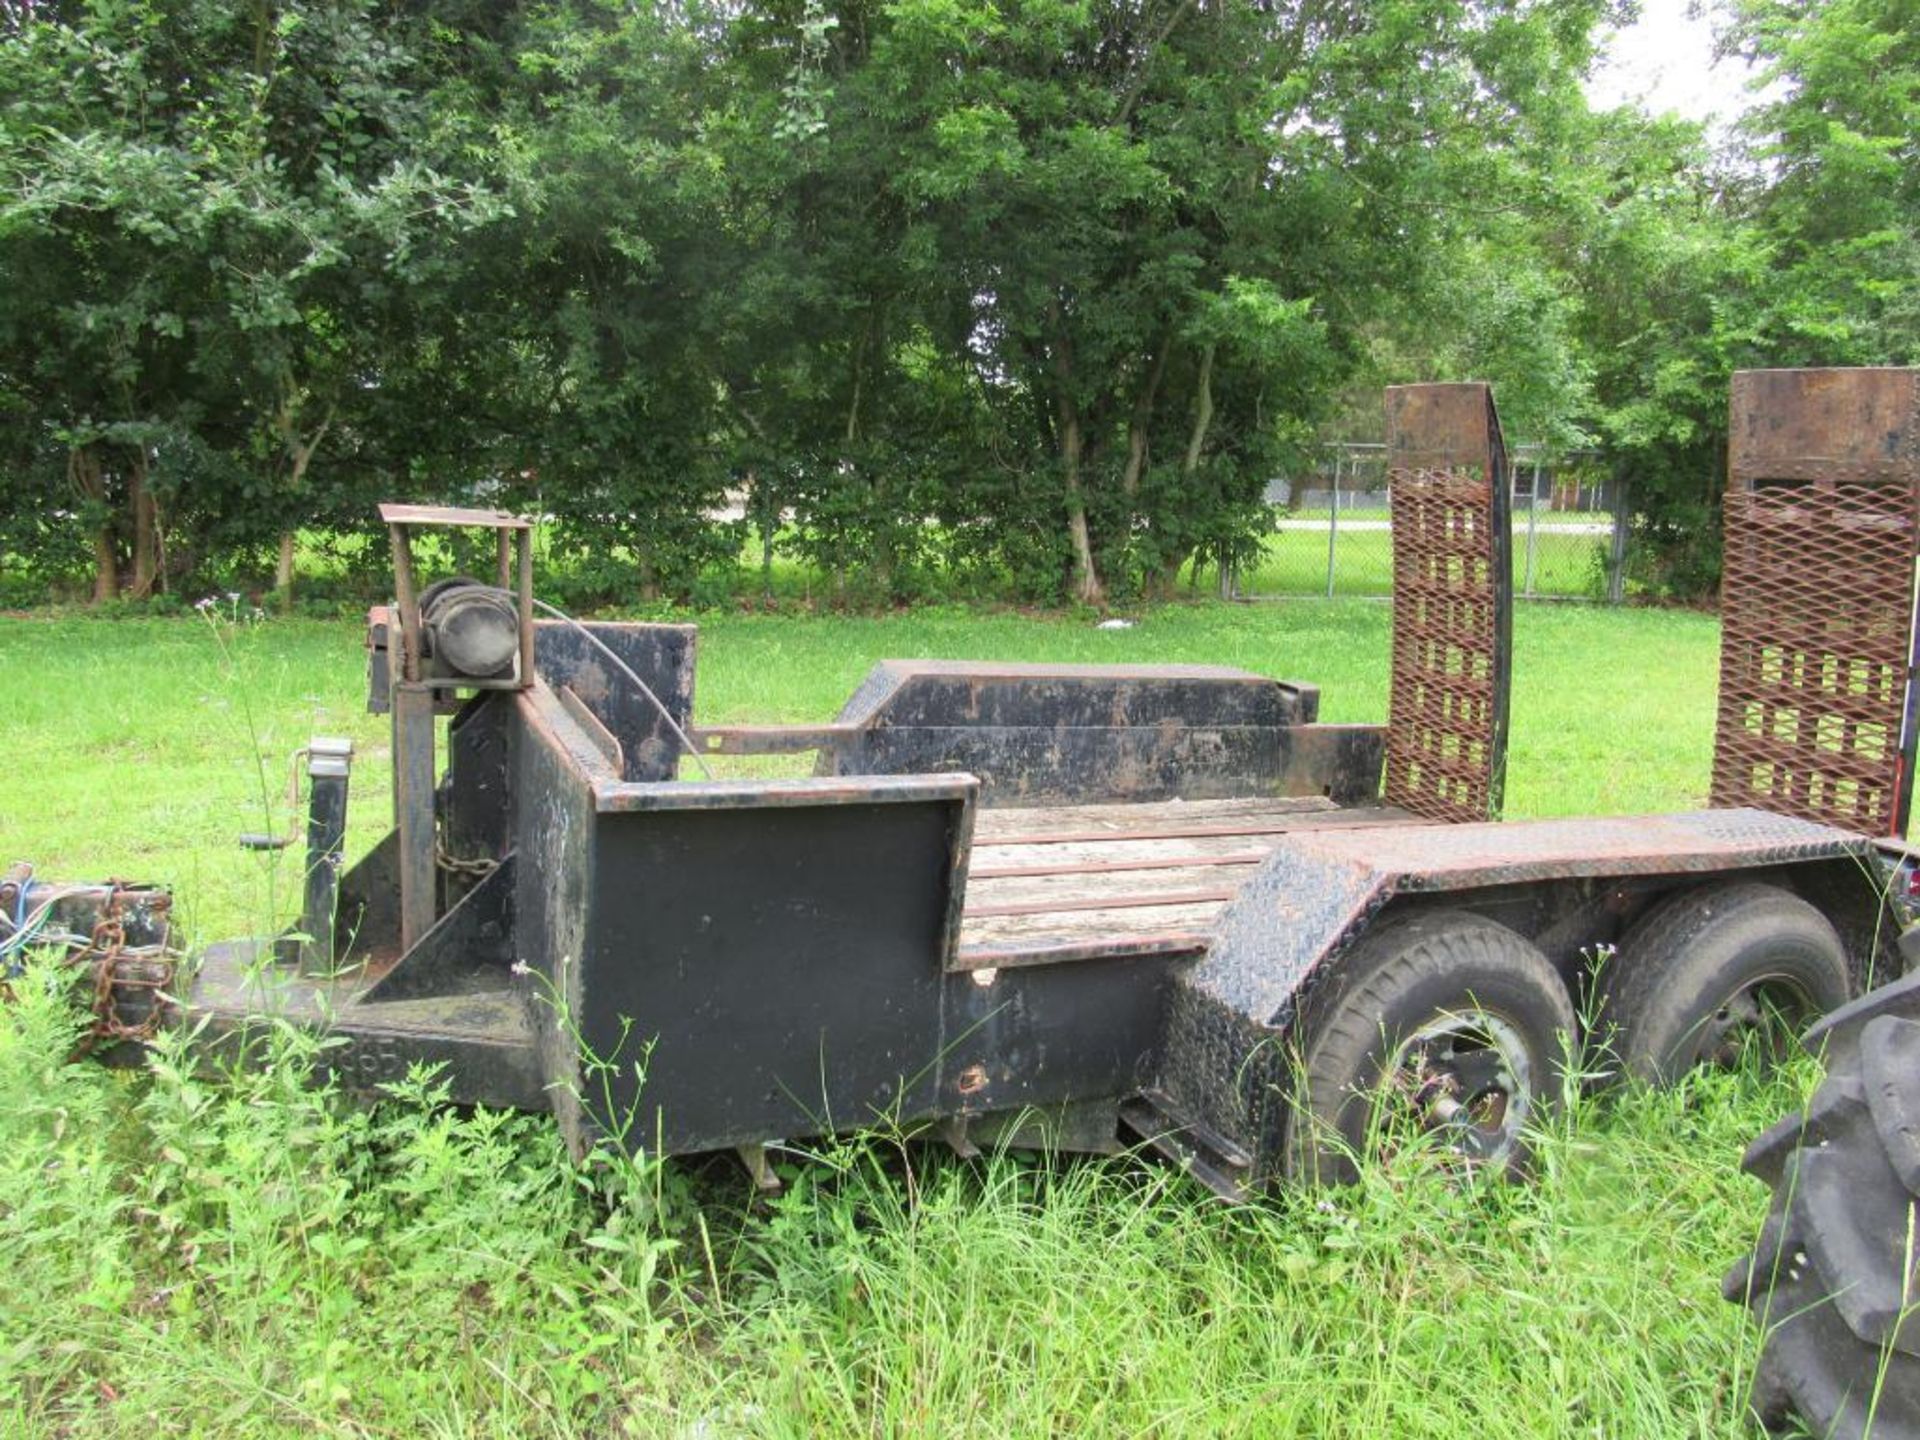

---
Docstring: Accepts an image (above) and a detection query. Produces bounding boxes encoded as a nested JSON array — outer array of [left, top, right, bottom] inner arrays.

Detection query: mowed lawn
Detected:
[[2, 600, 1715, 940], [0, 600, 1802, 1439]]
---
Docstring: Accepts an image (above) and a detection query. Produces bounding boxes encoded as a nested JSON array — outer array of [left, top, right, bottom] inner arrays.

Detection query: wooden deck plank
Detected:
[[968, 850, 1270, 881], [974, 794, 1339, 837], [959, 900, 1232, 950], [967, 887, 1242, 919], [952, 798, 1419, 969], [973, 801, 1418, 848], [966, 862, 1262, 909], [971, 832, 1288, 869]]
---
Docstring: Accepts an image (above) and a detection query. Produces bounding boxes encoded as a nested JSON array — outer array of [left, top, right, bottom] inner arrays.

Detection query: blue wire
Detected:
[[2, 884, 50, 975]]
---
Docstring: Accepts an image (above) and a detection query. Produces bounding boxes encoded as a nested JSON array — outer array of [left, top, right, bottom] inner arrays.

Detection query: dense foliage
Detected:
[[1, 0, 1915, 605]]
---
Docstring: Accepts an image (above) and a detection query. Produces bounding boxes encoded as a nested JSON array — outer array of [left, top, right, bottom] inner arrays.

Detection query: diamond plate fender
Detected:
[[1157, 808, 1892, 1183]]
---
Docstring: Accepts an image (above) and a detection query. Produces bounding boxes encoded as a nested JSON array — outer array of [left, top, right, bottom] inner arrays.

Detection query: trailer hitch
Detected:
[[0, 861, 178, 1054]]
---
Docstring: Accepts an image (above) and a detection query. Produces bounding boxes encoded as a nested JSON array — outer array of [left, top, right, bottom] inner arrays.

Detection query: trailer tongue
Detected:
[[17, 372, 1912, 1203]]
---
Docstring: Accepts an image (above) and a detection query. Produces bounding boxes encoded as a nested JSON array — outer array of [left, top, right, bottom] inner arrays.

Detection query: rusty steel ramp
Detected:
[[1383, 383, 1514, 823], [1713, 368, 1920, 836]]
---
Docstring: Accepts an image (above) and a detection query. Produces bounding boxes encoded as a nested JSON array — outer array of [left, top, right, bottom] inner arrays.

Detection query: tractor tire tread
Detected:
[[1729, 1013, 1920, 1438]]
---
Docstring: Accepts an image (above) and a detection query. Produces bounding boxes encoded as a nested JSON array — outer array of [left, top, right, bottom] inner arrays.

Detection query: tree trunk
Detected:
[[847, 304, 898, 595], [128, 448, 158, 599], [152, 490, 170, 595], [274, 531, 296, 603], [272, 400, 333, 610], [69, 445, 118, 605], [745, 468, 776, 598], [1148, 343, 1218, 599], [1120, 340, 1169, 502], [1057, 397, 1101, 606], [1136, 347, 1213, 599], [1047, 306, 1104, 606], [1181, 343, 1216, 481], [1113, 340, 1171, 593]]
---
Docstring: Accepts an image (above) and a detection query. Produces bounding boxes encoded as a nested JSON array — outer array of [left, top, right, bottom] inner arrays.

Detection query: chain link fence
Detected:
[[1237, 443, 1629, 602]]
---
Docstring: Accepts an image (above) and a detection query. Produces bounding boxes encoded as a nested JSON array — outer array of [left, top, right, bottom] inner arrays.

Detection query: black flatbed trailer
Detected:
[[187, 666, 1891, 1197], [20, 371, 1917, 1198]]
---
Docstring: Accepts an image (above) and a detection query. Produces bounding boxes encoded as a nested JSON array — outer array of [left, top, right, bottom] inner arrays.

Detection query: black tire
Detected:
[[1599, 881, 1851, 1085], [1724, 1013, 1920, 1439], [1282, 910, 1576, 1185]]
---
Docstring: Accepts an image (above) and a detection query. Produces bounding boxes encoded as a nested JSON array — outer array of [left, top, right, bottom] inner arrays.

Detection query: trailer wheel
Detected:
[[1599, 882, 1850, 1085], [1283, 911, 1575, 1185], [1723, 1013, 1920, 1438]]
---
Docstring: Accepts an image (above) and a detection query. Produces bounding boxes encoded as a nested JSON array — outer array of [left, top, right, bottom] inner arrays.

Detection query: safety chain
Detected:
[[434, 843, 500, 880], [67, 885, 179, 1056], [2, 866, 179, 1055]]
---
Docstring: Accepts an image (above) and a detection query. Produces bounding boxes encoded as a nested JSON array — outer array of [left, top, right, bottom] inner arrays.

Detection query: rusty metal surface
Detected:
[[1, 869, 178, 1051], [1713, 368, 1920, 834], [700, 664, 1385, 809], [835, 659, 1315, 717], [556, 684, 625, 774], [1728, 369, 1920, 486], [590, 771, 979, 812], [1202, 808, 1874, 1049], [188, 939, 547, 1108], [813, 660, 1372, 808], [834, 722, 1386, 809], [367, 613, 697, 781], [1286, 808, 1871, 889], [1383, 383, 1513, 823]]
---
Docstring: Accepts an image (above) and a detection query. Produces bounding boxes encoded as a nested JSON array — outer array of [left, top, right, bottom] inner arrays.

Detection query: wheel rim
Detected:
[[1377, 1009, 1535, 1169], [1689, 971, 1819, 1070]]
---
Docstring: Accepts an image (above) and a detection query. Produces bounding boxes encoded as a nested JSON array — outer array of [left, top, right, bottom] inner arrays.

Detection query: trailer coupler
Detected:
[[0, 862, 178, 1054]]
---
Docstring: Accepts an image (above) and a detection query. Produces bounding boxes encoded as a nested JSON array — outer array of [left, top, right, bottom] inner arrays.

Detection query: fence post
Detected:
[[1607, 480, 1629, 604], [1325, 450, 1340, 599], [1523, 456, 1541, 598]]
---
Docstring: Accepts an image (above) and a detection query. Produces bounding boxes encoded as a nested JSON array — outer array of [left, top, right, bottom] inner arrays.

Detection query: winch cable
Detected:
[[477, 585, 716, 782]]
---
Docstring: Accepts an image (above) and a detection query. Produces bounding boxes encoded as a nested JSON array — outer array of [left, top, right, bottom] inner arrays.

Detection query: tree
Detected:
[[0, 1, 509, 602], [1558, 109, 1769, 595], [718, 0, 1614, 602], [1730, 0, 1919, 364]]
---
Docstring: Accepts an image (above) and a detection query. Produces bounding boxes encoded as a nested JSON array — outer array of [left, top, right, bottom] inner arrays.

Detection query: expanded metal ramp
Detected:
[[1711, 368, 1920, 836], [1383, 383, 1514, 823]]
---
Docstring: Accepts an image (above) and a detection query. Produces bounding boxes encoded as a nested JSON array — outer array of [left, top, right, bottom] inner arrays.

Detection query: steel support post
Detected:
[[296, 738, 354, 973], [1607, 482, 1629, 605], [392, 683, 438, 952], [1523, 458, 1540, 597], [1325, 452, 1341, 599]]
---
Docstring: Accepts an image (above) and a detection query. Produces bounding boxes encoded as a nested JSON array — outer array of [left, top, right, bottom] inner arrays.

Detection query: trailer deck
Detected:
[[959, 796, 1418, 965]]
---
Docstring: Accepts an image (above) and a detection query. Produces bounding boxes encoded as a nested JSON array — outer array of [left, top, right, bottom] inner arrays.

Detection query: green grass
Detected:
[[0, 599, 1798, 1437], [1240, 526, 1615, 599]]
